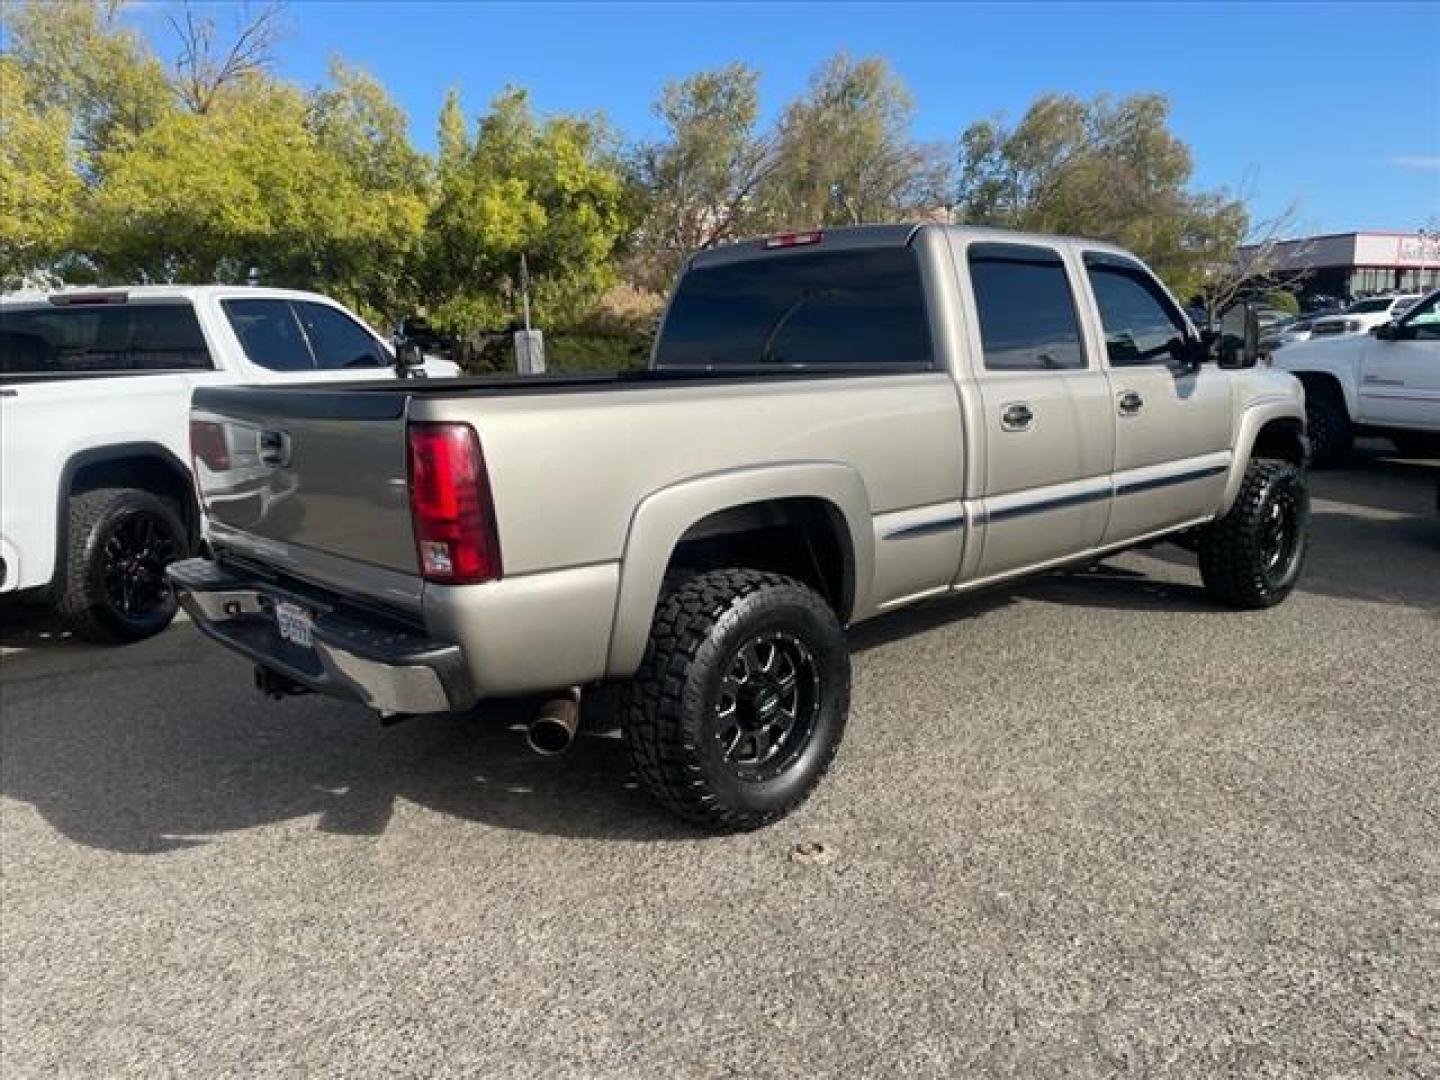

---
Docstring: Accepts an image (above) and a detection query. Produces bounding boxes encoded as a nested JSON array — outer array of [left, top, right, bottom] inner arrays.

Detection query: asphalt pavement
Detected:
[[2, 447, 1437, 1078]]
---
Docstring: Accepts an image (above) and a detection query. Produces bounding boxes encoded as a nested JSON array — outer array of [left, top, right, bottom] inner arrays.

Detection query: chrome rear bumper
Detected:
[[167, 558, 475, 715]]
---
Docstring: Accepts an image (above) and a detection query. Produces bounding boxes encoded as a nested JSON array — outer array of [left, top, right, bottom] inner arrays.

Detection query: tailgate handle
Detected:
[[258, 429, 292, 468]]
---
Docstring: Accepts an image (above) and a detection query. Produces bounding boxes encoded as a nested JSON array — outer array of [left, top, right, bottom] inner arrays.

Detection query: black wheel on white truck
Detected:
[[622, 569, 850, 831], [57, 487, 190, 643], [1303, 381, 1353, 467]]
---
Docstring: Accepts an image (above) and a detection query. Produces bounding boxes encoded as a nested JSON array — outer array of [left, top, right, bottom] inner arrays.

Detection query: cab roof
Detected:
[[689, 222, 1140, 269]]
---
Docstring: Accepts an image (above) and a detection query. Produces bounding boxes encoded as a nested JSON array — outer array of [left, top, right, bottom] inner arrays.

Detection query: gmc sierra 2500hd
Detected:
[[169, 225, 1311, 830]]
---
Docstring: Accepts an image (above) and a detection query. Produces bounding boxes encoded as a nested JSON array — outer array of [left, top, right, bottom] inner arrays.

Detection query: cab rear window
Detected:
[[0, 303, 213, 376], [654, 247, 932, 369]]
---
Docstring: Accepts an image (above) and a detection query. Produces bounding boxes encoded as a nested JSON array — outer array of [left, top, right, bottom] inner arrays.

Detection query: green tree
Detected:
[[84, 68, 428, 318], [2, 0, 173, 167], [630, 63, 775, 289], [422, 88, 630, 334], [0, 57, 83, 286], [766, 54, 947, 228], [956, 93, 1247, 296]]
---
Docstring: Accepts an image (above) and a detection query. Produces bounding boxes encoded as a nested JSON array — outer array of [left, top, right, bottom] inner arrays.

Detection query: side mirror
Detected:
[[1215, 302, 1262, 367], [1372, 321, 1396, 341], [395, 341, 426, 378]]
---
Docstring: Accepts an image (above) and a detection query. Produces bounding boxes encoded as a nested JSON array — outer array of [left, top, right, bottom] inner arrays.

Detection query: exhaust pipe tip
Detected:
[[526, 689, 581, 756]]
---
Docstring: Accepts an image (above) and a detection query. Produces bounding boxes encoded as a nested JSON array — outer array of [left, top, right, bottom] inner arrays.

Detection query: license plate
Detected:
[[275, 601, 314, 649]]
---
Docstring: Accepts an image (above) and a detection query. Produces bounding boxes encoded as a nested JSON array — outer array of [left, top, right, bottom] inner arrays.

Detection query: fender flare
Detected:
[[1221, 398, 1308, 514], [54, 442, 197, 587], [1277, 359, 1357, 419], [604, 461, 873, 678]]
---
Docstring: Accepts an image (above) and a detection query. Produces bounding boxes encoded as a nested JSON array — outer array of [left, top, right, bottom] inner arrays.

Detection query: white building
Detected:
[[1245, 231, 1440, 299]]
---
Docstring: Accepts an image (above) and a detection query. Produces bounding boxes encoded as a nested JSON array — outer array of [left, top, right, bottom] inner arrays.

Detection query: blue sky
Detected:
[[138, 1, 1440, 234]]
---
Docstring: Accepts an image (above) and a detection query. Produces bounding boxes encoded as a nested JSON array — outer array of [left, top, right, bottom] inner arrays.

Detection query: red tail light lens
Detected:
[[190, 419, 230, 471], [407, 422, 501, 584]]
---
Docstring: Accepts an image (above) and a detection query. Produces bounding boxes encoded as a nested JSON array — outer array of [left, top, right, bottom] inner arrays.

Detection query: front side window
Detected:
[[653, 247, 932, 369], [1084, 255, 1189, 367], [0, 303, 213, 376], [222, 299, 313, 371], [1398, 293, 1440, 340], [967, 243, 1085, 371], [294, 302, 389, 370]]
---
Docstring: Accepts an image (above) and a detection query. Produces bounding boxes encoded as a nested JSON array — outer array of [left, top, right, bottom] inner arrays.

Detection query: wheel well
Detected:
[[1251, 417, 1308, 467], [64, 449, 199, 546], [667, 498, 854, 621], [1294, 370, 1345, 409]]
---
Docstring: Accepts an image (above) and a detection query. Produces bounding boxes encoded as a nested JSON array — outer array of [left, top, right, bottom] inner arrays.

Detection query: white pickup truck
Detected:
[[1270, 288, 1440, 463], [0, 285, 457, 642]]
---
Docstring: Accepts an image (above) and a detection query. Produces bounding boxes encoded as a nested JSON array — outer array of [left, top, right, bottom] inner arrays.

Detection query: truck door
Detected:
[[1357, 292, 1440, 430], [960, 242, 1114, 579], [1080, 252, 1233, 543]]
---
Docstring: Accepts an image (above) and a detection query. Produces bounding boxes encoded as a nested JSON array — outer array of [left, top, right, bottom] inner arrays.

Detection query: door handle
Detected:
[[1001, 402, 1034, 431], [258, 429, 292, 467], [1118, 391, 1144, 416]]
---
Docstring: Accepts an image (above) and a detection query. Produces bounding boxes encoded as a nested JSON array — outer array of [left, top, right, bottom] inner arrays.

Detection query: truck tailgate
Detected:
[[191, 386, 418, 576]]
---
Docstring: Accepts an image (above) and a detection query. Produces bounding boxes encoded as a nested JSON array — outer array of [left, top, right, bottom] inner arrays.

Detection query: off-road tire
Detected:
[[1305, 384, 1353, 467], [57, 487, 188, 644], [622, 569, 850, 831], [1197, 458, 1309, 609]]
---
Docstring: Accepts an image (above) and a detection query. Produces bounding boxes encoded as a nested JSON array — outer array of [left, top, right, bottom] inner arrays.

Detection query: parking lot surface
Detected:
[[2, 449, 1437, 1078]]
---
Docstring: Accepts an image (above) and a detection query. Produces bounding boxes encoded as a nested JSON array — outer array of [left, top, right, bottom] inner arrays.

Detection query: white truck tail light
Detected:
[[407, 422, 502, 584]]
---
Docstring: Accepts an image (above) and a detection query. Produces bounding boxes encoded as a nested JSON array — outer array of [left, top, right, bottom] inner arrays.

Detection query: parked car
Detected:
[[1309, 294, 1422, 339], [1265, 314, 1321, 350], [0, 285, 458, 643], [1270, 288, 1440, 463], [169, 224, 1309, 830], [1300, 294, 1347, 315]]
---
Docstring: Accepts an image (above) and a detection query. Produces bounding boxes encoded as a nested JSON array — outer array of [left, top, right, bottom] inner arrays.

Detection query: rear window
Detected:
[[653, 247, 932, 369], [1348, 297, 1394, 314], [0, 303, 213, 376]]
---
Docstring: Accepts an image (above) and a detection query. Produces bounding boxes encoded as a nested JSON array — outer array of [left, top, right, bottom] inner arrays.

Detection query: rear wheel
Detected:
[[1196, 458, 1309, 609], [623, 569, 849, 831], [57, 488, 189, 643]]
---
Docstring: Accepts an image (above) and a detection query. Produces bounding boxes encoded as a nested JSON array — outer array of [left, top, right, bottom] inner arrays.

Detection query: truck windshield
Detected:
[[654, 247, 932, 369], [0, 303, 213, 377]]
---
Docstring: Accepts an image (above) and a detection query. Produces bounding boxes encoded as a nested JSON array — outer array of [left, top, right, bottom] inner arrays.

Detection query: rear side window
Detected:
[[1084, 254, 1188, 367], [653, 247, 932, 369], [222, 299, 313, 371], [967, 244, 1085, 371], [0, 303, 213, 376]]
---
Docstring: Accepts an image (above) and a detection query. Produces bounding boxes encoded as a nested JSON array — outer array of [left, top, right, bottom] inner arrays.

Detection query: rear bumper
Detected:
[[167, 558, 476, 715]]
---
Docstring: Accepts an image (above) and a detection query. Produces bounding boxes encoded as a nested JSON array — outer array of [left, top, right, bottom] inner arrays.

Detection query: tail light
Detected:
[[763, 230, 823, 249], [190, 418, 230, 471], [407, 422, 501, 584]]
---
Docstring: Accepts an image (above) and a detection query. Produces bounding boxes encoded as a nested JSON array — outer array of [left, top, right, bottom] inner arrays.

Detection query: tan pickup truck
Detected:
[[170, 224, 1310, 830]]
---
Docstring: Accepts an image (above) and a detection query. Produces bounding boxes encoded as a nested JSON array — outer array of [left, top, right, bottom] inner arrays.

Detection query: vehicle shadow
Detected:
[[0, 603, 82, 652], [0, 652, 709, 852]]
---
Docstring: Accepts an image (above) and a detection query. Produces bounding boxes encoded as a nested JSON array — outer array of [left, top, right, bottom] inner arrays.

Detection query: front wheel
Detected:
[[1196, 458, 1309, 609], [623, 569, 850, 831], [1305, 387, 1353, 467]]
